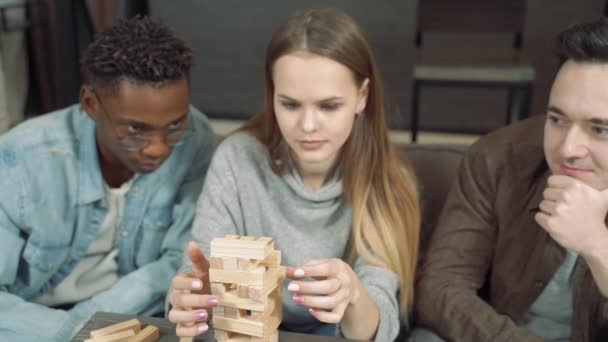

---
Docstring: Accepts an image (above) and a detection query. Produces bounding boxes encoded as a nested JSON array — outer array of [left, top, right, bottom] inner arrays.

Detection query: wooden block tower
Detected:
[[209, 235, 285, 341]]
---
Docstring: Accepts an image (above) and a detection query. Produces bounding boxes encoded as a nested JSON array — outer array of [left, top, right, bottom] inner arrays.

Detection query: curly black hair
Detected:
[[80, 16, 194, 94], [556, 18, 608, 65]]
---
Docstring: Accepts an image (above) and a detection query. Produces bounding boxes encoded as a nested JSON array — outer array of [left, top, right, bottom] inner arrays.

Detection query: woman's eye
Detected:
[[321, 103, 340, 111], [281, 102, 299, 110]]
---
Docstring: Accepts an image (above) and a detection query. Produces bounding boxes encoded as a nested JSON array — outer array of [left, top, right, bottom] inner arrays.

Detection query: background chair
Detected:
[[411, 0, 534, 142]]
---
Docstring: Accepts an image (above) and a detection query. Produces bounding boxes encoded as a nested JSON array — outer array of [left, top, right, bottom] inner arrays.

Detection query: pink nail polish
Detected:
[[198, 323, 209, 333], [288, 282, 299, 292], [292, 295, 304, 304], [208, 298, 219, 307], [309, 308, 316, 315], [294, 268, 305, 277], [195, 310, 208, 321]]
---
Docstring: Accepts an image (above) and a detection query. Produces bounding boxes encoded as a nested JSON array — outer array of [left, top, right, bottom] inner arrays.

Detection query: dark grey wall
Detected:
[[149, 0, 417, 129]]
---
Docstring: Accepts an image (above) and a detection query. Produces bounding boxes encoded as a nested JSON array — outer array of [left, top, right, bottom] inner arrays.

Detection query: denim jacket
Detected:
[[0, 104, 215, 341]]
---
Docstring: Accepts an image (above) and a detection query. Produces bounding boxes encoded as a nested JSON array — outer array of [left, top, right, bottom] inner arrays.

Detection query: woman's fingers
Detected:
[[172, 274, 204, 291], [287, 278, 341, 295], [170, 291, 219, 308], [309, 302, 348, 324], [168, 308, 209, 324], [292, 288, 350, 310], [175, 322, 209, 337]]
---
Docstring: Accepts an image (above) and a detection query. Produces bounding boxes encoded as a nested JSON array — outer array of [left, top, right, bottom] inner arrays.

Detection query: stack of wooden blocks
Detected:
[[84, 318, 159, 342], [209, 235, 285, 341]]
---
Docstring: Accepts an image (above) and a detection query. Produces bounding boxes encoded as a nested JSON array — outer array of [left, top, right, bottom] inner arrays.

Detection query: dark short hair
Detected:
[[556, 18, 608, 65], [80, 16, 194, 94]]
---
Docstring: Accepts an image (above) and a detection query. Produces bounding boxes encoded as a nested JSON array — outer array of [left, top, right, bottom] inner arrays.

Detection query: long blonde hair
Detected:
[[241, 8, 420, 315]]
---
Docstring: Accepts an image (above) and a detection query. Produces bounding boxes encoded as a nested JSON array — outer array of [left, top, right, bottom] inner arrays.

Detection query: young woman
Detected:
[[168, 8, 420, 341]]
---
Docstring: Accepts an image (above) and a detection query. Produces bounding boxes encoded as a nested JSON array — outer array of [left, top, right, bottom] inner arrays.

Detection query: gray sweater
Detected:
[[188, 132, 400, 341]]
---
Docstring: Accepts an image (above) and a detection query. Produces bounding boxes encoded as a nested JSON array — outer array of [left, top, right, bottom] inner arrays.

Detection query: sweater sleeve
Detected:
[[352, 257, 400, 342]]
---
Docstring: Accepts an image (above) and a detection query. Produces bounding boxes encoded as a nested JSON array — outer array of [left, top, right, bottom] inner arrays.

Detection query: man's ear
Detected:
[[80, 85, 99, 121], [356, 78, 370, 114]]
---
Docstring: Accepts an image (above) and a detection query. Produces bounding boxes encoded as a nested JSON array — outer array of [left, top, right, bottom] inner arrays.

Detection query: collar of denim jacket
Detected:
[[77, 107, 105, 205]]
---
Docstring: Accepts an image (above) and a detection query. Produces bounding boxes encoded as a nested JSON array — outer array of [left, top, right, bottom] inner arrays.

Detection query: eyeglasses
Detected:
[[91, 89, 192, 152]]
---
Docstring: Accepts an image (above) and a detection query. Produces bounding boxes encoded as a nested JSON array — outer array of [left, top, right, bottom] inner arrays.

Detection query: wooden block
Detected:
[[238, 251, 281, 271], [256, 237, 273, 245], [248, 286, 263, 302], [90, 319, 141, 338], [211, 238, 273, 260], [209, 266, 265, 286], [213, 316, 265, 337], [178, 338, 193, 342], [211, 282, 227, 296], [85, 330, 135, 342], [225, 306, 239, 319], [225, 234, 241, 239], [210, 256, 224, 269], [222, 257, 238, 271], [213, 313, 281, 338], [213, 306, 225, 317], [250, 286, 281, 320], [261, 251, 281, 268], [217, 291, 265, 311], [128, 325, 159, 342], [237, 285, 249, 298], [250, 329, 279, 342], [214, 328, 231, 341], [237, 258, 251, 271], [240, 236, 256, 241]]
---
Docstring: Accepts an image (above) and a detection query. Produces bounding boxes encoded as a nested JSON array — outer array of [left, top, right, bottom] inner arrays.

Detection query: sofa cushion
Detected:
[[397, 144, 467, 258]]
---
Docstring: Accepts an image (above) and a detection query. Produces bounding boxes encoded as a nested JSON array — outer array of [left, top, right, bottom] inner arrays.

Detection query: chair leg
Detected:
[[411, 82, 420, 142]]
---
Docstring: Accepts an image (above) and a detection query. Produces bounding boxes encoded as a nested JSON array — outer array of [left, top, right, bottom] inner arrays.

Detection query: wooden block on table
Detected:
[[225, 234, 241, 240], [85, 330, 136, 342], [128, 325, 159, 342], [210, 238, 273, 260], [90, 318, 141, 338], [240, 236, 256, 241]]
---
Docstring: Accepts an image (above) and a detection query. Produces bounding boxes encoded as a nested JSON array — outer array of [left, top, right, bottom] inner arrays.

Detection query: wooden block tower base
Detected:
[[210, 235, 284, 342]]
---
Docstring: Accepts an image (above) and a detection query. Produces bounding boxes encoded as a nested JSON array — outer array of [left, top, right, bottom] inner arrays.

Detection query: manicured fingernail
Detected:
[[208, 297, 219, 307], [198, 323, 209, 333], [195, 310, 208, 321], [292, 295, 304, 304], [192, 280, 202, 289], [294, 268, 305, 277], [309, 308, 316, 315], [288, 282, 299, 292]]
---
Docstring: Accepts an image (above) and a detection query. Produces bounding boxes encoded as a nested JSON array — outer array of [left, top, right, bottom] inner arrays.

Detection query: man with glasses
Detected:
[[0, 16, 215, 341]]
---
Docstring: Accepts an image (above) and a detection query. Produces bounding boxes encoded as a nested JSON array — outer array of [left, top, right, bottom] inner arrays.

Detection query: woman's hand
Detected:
[[168, 241, 219, 337], [286, 258, 362, 324]]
